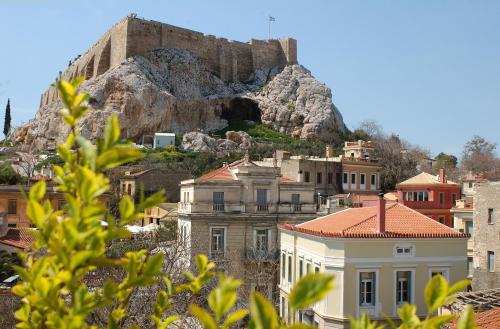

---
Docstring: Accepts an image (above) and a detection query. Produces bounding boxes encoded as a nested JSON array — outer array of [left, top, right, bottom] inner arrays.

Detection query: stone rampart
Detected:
[[39, 16, 297, 107]]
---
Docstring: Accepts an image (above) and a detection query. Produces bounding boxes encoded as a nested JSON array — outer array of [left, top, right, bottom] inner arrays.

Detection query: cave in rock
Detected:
[[220, 97, 261, 123]]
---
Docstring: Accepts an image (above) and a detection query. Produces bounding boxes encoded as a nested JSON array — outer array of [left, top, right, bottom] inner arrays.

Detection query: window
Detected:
[[351, 173, 356, 185], [359, 272, 375, 306], [127, 184, 132, 196], [8, 223, 16, 227], [431, 270, 449, 280], [438, 217, 445, 224], [439, 193, 444, 205], [306, 263, 312, 274], [371, 174, 376, 186], [281, 297, 285, 317], [314, 266, 320, 273], [213, 192, 225, 211], [360, 173, 365, 185], [255, 229, 269, 253], [287, 255, 292, 283], [57, 199, 65, 211], [210, 228, 225, 257], [257, 189, 268, 211], [328, 172, 333, 185], [424, 191, 429, 201], [395, 245, 414, 257], [304, 171, 310, 183], [468, 182, 473, 188], [488, 251, 495, 272], [282, 254, 286, 279], [465, 221, 473, 237], [7, 199, 17, 215], [299, 259, 303, 278], [452, 194, 457, 204], [396, 271, 412, 305], [468, 257, 473, 277], [488, 208, 494, 224], [316, 172, 322, 184], [343, 173, 348, 184], [292, 193, 301, 211]]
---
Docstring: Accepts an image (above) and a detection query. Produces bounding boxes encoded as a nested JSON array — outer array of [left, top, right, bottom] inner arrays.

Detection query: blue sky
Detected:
[[1, 0, 499, 157]]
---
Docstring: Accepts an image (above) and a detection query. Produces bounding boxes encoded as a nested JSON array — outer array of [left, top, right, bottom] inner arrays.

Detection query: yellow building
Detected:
[[278, 198, 468, 328]]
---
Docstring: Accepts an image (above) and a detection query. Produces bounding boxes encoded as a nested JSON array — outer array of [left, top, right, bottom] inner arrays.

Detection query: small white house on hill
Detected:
[[153, 133, 175, 149]]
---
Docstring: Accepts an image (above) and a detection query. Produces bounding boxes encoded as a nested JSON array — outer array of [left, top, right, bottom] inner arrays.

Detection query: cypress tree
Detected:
[[3, 98, 11, 138]]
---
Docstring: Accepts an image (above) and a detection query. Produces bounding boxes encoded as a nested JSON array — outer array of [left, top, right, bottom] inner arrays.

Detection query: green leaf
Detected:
[[70, 251, 96, 270], [143, 253, 164, 276], [96, 145, 143, 169], [103, 115, 120, 150], [29, 180, 46, 201], [190, 304, 216, 329], [222, 309, 249, 329], [398, 303, 420, 327], [119, 196, 135, 225], [289, 272, 334, 310], [457, 305, 477, 329], [249, 292, 279, 329], [448, 279, 471, 296], [424, 274, 448, 313], [26, 200, 45, 227], [138, 190, 165, 212]]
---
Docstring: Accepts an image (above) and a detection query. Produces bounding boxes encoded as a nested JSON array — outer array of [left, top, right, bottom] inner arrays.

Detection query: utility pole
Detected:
[[268, 15, 275, 40]]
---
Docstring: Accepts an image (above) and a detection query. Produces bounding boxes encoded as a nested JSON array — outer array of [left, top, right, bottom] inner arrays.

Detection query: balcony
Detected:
[[293, 204, 302, 212], [257, 204, 269, 212], [213, 203, 225, 212], [245, 248, 279, 262]]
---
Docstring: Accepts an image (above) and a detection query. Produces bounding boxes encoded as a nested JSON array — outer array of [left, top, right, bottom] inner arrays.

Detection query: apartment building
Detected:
[[177, 158, 317, 298], [278, 198, 468, 328], [472, 182, 500, 290], [451, 198, 474, 278], [257, 141, 382, 206], [396, 169, 461, 227]]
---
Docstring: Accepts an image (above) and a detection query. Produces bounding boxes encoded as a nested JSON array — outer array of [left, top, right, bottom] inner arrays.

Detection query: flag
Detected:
[[269, 16, 276, 22]]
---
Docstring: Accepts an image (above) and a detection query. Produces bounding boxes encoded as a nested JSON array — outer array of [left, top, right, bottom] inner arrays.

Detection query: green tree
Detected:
[[4, 98, 11, 138], [435, 152, 458, 169]]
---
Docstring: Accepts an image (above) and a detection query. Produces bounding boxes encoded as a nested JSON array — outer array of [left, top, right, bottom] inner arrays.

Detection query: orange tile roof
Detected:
[[280, 203, 468, 238], [0, 228, 36, 250], [195, 159, 254, 182], [398, 172, 458, 186], [449, 307, 500, 329]]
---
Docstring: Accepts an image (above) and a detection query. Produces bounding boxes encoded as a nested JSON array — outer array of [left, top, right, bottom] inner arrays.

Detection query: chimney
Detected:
[[439, 168, 446, 183], [376, 194, 386, 233], [325, 145, 334, 158]]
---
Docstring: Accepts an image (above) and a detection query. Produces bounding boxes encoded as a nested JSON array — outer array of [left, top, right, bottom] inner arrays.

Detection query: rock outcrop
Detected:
[[180, 131, 252, 156], [13, 48, 347, 150]]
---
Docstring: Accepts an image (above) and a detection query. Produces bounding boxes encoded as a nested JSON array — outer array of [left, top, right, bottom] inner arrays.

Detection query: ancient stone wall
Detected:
[[39, 16, 297, 107]]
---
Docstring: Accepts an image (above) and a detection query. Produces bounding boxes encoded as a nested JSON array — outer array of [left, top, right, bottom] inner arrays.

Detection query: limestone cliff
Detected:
[[14, 48, 346, 150]]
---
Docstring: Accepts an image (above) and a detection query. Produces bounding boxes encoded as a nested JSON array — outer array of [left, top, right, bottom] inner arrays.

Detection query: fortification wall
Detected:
[[39, 16, 297, 106]]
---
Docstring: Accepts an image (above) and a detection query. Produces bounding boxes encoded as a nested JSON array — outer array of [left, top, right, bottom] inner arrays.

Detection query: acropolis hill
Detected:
[[40, 16, 297, 107], [15, 15, 346, 150]]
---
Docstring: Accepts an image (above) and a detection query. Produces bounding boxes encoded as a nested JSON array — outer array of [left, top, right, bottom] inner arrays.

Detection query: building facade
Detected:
[[177, 158, 317, 298], [257, 141, 382, 205], [278, 199, 468, 328], [396, 169, 461, 227], [451, 198, 474, 278], [472, 182, 500, 290]]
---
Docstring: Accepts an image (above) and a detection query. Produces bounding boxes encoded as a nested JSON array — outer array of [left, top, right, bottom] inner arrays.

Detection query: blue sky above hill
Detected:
[[0, 0, 499, 156]]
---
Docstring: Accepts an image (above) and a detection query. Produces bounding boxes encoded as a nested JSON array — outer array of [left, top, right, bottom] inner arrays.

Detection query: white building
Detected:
[[153, 133, 175, 149]]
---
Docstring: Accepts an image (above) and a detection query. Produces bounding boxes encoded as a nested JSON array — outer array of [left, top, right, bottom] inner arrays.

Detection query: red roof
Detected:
[[449, 307, 500, 329], [195, 159, 255, 182], [280, 203, 468, 238], [0, 228, 36, 250]]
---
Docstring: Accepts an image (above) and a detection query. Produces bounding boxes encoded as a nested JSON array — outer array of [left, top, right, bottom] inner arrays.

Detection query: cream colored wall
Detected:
[[279, 231, 468, 327]]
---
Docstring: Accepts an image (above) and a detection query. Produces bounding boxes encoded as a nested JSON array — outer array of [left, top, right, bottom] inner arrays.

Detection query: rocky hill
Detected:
[[13, 48, 346, 150]]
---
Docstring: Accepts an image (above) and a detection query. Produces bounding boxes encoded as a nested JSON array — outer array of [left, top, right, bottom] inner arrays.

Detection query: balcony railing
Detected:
[[213, 203, 225, 212], [245, 248, 279, 261], [293, 204, 302, 212], [257, 204, 269, 212]]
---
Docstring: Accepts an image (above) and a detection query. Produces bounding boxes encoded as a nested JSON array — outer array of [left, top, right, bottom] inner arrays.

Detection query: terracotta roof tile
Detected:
[[398, 172, 458, 186], [195, 158, 254, 182], [449, 307, 500, 329], [280, 203, 468, 238], [0, 228, 36, 250]]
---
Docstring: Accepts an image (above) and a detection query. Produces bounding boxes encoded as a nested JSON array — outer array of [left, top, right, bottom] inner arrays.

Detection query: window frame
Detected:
[[254, 228, 270, 253], [316, 172, 322, 184], [488, 251, 495, 272], [358, 271, 376, 308], [7, 199, 17, 215], [395, 270, 413, 306], [209, 226, 226, 258], [488, 208, 494, 225]]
